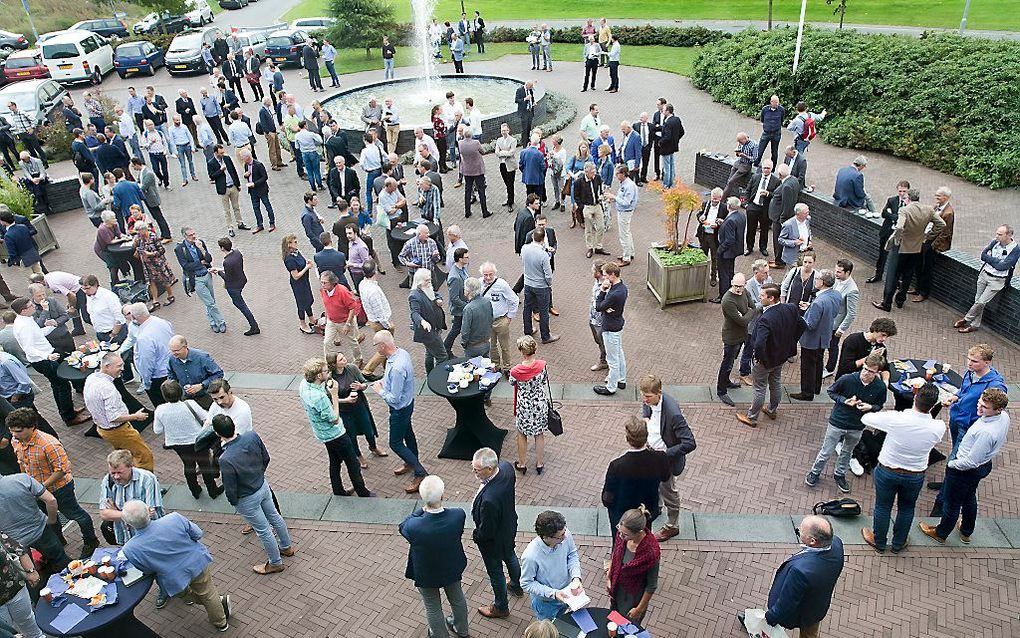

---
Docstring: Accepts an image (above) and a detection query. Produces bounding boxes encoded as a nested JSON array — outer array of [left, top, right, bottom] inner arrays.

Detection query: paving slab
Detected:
[[73, 477, 100, 505], [694, 513, 797, 543], [321, 495, 416, 524], [664, 385, 714, 403], [227, 372, 296, 390], [278, 492, 332, 521], [515, 505, 600, 536], [595, 508, 695, 540], [162, 485, 236, 515], [994, 518, 1020, 548]]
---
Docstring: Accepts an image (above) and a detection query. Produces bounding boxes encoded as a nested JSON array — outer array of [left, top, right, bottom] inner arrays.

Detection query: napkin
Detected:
[[570, 608, 597, 632], [50, 604, 89, 634]]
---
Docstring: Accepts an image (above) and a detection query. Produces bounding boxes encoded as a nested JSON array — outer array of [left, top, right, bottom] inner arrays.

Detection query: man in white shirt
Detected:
[[920, 388, 1009, 544], [860, 383, 945, 553], [204, 378, 252, 435], [358, 260, 392, 379], [79, 274, 126, 343], [10, 298, 89, 425], [413, 128, 440, 164]]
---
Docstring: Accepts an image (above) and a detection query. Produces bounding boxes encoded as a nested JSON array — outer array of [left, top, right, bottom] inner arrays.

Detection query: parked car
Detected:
[[40, 30, 114, 85], [165, 26, 223, 75], [2, 50, 49, 83], [218, 0, 249, 9], [264, 29, 310, 68], [36, 31, 70, 45], [232, 31, 267, 61], [184, 0, 215, 26], [290, 18, 335, 34], [114, 41, 164, 78], [0, 79, 67, 127], [133, 12, 190, 36], [0, 30, 30, 54], [69, 18, 130, 40]]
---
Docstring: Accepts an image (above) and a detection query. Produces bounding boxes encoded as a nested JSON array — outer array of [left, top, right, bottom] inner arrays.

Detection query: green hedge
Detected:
[[488, 25, 727, 48], [691, 28, 1020, 189]]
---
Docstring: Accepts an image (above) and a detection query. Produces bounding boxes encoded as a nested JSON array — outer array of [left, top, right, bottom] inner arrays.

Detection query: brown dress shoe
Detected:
[[860, 527, 884, 552], [739, 375, 752, 386], [477, 605, 510, 618], [590, 362, 608, 372], [736, 413, 757, 428], [918, 522, 946, 543], [393, 463, 412, 476], [953, 319, 968, 328], [911, 295, 928, 303], [654, 526, 679, 542], [549, 307, 560, 316], [404, 476, 426, 493], [280, 546, 297, 557], [65, 413, 92, 426], [253, 561, 286, 575], [241, 524, 254, 535], [761, 406, 777, 420]]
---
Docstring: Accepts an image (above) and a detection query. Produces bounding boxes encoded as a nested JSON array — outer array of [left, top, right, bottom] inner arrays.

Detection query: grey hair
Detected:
[[100, 210, 117, 223], [598, 125, 610, 133], [101, 351, 123, 367], [936, 186, 952, 198], [473, 447, 498, 468], [726, 196, 741, 210], [463, 277, 481, 298], [852, 155, 868, 167], [751, 259, 769, 274], [412, 267, 432, 289], [816, 269, 836, 288], [321, 270, 339, 285], [794, 202, 810, 215], [133, 220, 149, 232], [418, 475, 445, 507], [711, 187, 724, 197], [121, 500, 151, 530], [907, 188, 921, 201], [127, 302, 149, 319], [583, 161, 595, 172], [479, 261, 498, 276], [776, 163, 791, 178], [27, 283, 47, 297], [180, 226, 194, 236]]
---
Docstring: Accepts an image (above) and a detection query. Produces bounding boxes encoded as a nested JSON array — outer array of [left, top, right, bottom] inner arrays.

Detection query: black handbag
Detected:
[[545, 370, 563, 436], [813, 498, 861, 518]]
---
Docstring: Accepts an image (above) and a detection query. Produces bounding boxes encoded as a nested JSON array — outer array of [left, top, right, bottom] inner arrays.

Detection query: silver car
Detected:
[[0, 78, 67, 127]]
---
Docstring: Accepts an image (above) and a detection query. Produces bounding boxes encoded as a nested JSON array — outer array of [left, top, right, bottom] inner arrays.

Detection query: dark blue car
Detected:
[[114, 41, 164, 78], [264, 29, 310, 68]]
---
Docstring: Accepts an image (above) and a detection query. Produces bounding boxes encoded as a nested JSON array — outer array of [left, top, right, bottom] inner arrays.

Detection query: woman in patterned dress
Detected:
[[509, 335, 550, 475], [133, 220, 176, 309]]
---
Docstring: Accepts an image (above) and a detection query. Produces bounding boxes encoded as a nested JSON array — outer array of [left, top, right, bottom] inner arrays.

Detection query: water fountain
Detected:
[[321, 0, 548, 154]]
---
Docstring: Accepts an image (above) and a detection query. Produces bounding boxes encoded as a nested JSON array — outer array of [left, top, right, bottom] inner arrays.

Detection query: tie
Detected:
[[755, 175, 767, 205], [641, 125, 647, 146], [900, 199, 906, 208]]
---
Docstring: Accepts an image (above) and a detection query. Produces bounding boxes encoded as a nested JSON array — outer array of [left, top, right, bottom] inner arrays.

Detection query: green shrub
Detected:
[[116, 32, 177, 52], [0, 174, 38, 219], [487, 25, 727, 48], [691, 27, 1020, 189]]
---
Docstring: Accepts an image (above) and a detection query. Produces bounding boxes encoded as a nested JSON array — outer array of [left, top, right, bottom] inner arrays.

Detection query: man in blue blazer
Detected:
[[589, 127, 616, 165], [712, 197, 746, 304], [111, 169, 145, 230], [738, 285, 805, 428], [519, 137, 546, 203], [400, 476, 470, 638], [791, 271, 841, 400], [777, 204, 812, 267], [472, 448, 522, 619], [619, 121, 642, 183], [833, 155, 874, 214], [739, 515, 843, 638]]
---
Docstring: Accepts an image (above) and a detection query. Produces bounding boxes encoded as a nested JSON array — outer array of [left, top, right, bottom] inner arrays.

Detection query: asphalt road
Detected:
[[210, 0, 303, 30]]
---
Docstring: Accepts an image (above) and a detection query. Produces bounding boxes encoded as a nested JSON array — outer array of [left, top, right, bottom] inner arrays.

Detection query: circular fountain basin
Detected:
[[321, 74, 548, 155]]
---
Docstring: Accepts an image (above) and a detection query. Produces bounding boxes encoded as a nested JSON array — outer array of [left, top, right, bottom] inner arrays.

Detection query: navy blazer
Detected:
[[518, 146, 545, 185], [602, 447, 670, 526], [621, 132, 642, 168], [766, 537, 844, 629], [717, 210, 746, 260], [95, 141, 126, 174], [3, 223, 39, 267], [640, 393, 697, 475], [471, 461, 518, 547], [657, 114, 684, 154], [257, 106, 277, 134], [399, 507, 467, 589], [207, 155, 240, 195], [313, 248, 349, 288], [800, 287, 841, 350], [833, 166, 866, 209], [751, 303, 806, 369], [246, 159, 269, 196]]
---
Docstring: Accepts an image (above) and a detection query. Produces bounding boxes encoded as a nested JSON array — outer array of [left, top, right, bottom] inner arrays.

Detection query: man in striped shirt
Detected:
[[6, 101, 46, 167], [721, 132, 757, 200]]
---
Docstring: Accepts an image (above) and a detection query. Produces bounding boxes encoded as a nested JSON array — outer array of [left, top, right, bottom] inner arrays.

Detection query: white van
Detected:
[[40, 30, 114, 85]]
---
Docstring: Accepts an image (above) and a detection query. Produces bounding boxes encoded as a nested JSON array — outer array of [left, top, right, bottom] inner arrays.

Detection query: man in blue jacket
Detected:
[[400, 475, 469, 638], [791, 270, 841, 401], [739, 515, 843, 638], [956, 225, 1020, 334], [519, 134, 546, 204], [619, 121, 642, 183], [111, 168, 145, 230], [833, 155, 875, 214]]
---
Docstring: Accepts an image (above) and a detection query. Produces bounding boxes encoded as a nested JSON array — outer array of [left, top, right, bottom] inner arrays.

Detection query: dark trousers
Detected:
[[755, 130, 782, 168], [475, 32, 485, 53], [883, 250, 919, 307], [420, 333, 448, 373], [717, 342, 742, 395], [149, 205, 172, 240], [436, 137, 449, 172], [934, 462, 991, 538], [639, 145, 652, 182], [444, 315, 463, 355], [0, 132, 18, 169], [608, 61, 620, 90], [171, 444, 219, 496], [523, 286, 551, 341], [520, 112, 533, 141], [292, 141, 306, 178], [499, 165, 515, 204], [525, 182, 546, 203], [453, 59, 464, 73], [227, 288, 258, 330], [150, 152, 169, 187], [30, 360, 75, 422], [770, 218, 785, 265], [31, 525, 70, 571], [721, 162, 751, 200], [18, 133, 47, 167], [250, 191, 276, 228], [324, 433, 369, 496], [53, 480, 98, 545], [717, 257, 735, 294], [228, 76, 247, 101], [388, 402, 426, 477], [307, 68, 323, 90], [800, 347, 824, 395], [653, 145, 662, 179], [145, 375, 168, 409], [745, 204, 769, 252], [208, 117, 227, 144], [325, 61, 339, 86], [478, 540, 521, 613], [464, 174, 489, 216], [590, 324, 606, 365], [915, 241, 936, 296], [700, 234, 719, 279], [583, 59, 598, 91], [22, 178, 51, 214], [825, 331, 841, 373], [874, 228, 892, 278]]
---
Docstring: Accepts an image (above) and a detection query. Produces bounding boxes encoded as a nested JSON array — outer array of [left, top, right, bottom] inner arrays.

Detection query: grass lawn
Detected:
[[324, 43, 697, 77], [284, 0, 1020, 33]]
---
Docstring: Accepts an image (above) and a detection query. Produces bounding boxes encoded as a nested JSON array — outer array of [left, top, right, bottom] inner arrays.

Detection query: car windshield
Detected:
[[141, 13, 158, 22], [169, 35, 201, 51], [117, 44, 146, 57], [0, 91, 37, 113], [266, 37, 293, 47], [41, 43, 79, 59], [5, 57, 39, 69]]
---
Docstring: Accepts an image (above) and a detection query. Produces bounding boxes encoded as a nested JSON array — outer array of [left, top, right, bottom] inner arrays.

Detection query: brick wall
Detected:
[[695, 153, 1020, 345], [47, 177, 84, 214]]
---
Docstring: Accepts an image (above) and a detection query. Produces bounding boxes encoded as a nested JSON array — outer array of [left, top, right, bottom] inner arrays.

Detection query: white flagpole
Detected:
[[792, 0, 808, 73]]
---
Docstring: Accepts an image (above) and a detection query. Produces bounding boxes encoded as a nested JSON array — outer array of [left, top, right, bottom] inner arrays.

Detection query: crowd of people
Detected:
[[0, 26, 1012, 638]]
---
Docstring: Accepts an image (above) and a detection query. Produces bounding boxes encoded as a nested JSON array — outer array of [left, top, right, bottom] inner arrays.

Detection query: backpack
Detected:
[[813, 498, 861, 518], [799, 114, 816, 141]]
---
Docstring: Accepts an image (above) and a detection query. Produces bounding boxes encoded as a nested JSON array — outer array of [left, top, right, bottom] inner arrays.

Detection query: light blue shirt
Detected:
[[197, 123, 216, 149], [949, 412, 1010, 471], [0, 352, 32, 398], [123, 513, 211, 598], [615, 178, 638, 212], [200, 95, 221, 118], [298, 379, 345, 442], [380, 348, 415, 410], [321, 43, 337, 62], [126, 95, 146, 116], [520, 529, 581, 600], [134, 315, 174, 388], [168, 124, 194, 148]]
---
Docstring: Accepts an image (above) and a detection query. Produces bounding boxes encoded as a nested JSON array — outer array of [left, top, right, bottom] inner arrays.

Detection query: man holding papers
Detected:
[[520, 510, 585, 620]]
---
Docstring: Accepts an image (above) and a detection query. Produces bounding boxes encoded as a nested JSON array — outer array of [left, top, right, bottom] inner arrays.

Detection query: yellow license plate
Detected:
[[58, 64, 72, 70], [16, 72, 30, 76], [128, 68, 139, 72], [174, 64, 187, 69], [275, 57, 286, 61]]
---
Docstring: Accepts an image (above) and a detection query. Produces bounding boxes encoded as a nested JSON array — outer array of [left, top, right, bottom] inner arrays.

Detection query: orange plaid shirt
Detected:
[[12, 430, 72, 491]]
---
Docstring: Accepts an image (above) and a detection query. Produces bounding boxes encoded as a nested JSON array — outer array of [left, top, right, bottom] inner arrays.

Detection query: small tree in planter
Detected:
[[646, 181, 710, 307], [0, 174, 60, 258]]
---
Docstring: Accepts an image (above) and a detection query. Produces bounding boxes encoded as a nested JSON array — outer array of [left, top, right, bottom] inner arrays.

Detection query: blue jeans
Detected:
[[235, 480, 292, 565], [935, 462, 992, 538], [1, 585, 42, 638], [603, 330, 626, 389], [227, 288, 258, 330], [365, 168, 382, 214], [249, 191, 275, 228], [53, 480, 98, 545], [176, 143, 196, 180], [793, 137, 810, 153], [384, 58, 395, 79], [872, 464, 924, 550], [388, 402, 426, 477], [530, 594, 567, 621], [324, 60, 339, 85], [479, 541, 521, 612], [128, 135, 142, 160], [717, 342, 742, 395], [661, 153, 676, 188], [303, 151, 322, 190], [194, 272, 225, 328]]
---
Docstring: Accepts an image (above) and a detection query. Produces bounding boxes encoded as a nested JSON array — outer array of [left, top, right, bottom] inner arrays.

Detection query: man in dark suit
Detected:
[[408, 268, 448, 373], [602, 416, 671, 541], [768, 164, 800, 267], [399, 476, 469, 638], [94, 134, 129, 176], [222, 53, 247, 103], [657, 104, 684, 189], [869, 180, 910, 283], [239, 148, 274, 232], [739, 515, 843, 638], [639, 374, 697, 542], [313, 233, 349, 289], [206, 145, 249, 237], [737, 285, 806, 428], [302, 43, 323, 92], [471, 448, 522, 619], [515, 81, 536, 141], [175, 90, 199, 142], [633, 112, 655, 185], [513, 194, 540, 256], [713, 197, 746, 304], [650, 98, 666, 181], [783, 145, 808, 189], [326, 155, 361, 208], [744, 161, 780, 256]]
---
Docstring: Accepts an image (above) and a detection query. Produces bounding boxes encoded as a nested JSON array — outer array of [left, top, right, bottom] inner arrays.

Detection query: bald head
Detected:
[[731, 273, 747, 290], [797, 515, 833, 548]]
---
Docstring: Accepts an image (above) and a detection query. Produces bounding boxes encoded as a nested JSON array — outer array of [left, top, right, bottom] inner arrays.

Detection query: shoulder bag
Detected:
[[545, 368, 563, 436]]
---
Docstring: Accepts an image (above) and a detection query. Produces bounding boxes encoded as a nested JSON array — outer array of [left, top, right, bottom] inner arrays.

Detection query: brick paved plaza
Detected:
[[22, 56, 1020, 636]]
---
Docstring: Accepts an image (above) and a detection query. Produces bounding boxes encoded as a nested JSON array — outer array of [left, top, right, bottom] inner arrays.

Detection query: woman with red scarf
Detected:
[[509, 335, 550, 475], [607, 506, 661, 625]]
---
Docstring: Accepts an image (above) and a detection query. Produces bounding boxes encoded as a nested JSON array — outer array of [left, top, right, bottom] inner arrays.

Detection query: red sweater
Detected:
[[320, 284, 357, 323]]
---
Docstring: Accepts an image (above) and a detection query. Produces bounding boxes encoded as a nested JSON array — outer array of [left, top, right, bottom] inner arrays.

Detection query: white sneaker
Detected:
[[868, 211, 881, 219], [849, 458, 865, 477], [822, 369, 835, 379]]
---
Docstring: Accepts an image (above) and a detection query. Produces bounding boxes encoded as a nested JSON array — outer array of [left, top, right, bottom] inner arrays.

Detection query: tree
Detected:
[[326, 0, 399, 58], [128, 0, 188, 34], [825, 0, 850, 29]]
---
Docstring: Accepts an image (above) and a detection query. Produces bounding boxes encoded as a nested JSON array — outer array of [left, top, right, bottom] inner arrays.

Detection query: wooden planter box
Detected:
[[646, 247, 709, 308], [0, 215, 60, 260]]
